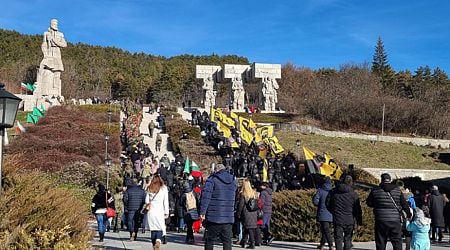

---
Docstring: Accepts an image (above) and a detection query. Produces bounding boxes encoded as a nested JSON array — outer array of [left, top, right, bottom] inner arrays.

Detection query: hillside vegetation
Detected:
[[277, 131, 450, 170], [1, 29, 450, 139]]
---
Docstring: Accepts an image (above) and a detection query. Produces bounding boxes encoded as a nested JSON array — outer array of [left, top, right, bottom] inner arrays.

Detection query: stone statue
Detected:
[[231, 77, 245, 110], [202, 76, 216, 111], [35, 19, 67, 97], [262, 77, 279, 111]]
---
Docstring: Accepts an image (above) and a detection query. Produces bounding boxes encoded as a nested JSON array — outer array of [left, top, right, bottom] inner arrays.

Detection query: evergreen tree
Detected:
[[371, 37, 395, 93]]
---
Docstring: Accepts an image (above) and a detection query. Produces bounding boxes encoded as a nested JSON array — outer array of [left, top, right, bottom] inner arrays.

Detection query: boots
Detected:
[[246, 243, 255, 249], [99, 233, 104, 242]]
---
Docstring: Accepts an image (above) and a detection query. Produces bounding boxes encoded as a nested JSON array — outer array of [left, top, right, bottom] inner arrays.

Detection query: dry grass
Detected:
[[277, 130, 450, 170]]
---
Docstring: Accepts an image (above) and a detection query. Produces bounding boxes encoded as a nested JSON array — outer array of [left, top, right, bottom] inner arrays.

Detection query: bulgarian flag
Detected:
[[15, 121, 26, 133], [183, 157, 190, 174], [20, 83, 36, 92], [191, 161, 202, 178], [44, 97, 53, 105]]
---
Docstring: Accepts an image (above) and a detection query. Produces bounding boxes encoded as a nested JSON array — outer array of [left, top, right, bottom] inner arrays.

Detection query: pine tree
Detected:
[[372, 37, 395, 93], [372, 37, 388, 73]]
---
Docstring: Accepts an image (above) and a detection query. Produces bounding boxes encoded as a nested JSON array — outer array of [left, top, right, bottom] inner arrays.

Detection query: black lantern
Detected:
[[0, 84, 21, 129]]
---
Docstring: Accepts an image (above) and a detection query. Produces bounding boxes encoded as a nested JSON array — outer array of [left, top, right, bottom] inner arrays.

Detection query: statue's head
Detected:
[[50, 19, 59, 31]]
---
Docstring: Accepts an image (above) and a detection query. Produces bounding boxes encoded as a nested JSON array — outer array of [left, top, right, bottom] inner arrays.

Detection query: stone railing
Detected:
[[276, 123, 450, 149]]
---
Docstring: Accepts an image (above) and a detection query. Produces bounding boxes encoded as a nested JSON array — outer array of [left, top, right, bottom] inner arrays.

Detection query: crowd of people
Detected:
[[313, 172, 450, 250], [92, 105, 275, 250], [91, 103, 450, 250]]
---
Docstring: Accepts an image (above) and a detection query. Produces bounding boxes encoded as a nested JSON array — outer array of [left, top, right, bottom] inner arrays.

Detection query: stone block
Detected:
[[195, 65, 222, 80], [252, 63, 281, 79], [223, 64, 251, 79]]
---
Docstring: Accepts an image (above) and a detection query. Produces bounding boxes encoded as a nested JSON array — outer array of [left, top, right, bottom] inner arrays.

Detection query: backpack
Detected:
[[246, 197, 259, 212], [186, 192, 197, 210]]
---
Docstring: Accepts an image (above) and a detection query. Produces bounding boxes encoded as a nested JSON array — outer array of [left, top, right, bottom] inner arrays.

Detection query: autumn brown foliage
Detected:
[[7, 105, 121, 171]]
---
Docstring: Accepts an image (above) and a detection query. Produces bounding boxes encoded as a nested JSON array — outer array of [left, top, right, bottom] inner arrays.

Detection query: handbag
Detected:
[[106, 193, 116, 218], [141, 190, 159, 214]]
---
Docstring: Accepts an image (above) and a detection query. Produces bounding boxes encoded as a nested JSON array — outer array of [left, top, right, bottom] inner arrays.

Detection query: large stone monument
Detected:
[[223, 64, 250, 111], [196, 65, 221, 111], [35, 18, 67, 97], [252, 63, 281, 112], [16, 19, 66, 111]]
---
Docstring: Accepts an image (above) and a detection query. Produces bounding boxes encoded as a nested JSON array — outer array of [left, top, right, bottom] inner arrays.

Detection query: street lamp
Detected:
[[0, 84, 22, 194], [105, 157, 112, 190]]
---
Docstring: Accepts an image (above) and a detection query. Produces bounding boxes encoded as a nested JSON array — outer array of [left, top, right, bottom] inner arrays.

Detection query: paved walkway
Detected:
[[138, 106, 175, 161], [90, 229, 450, 250]]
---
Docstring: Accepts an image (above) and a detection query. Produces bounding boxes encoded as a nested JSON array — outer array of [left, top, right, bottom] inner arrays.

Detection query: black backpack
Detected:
[[246, 198, 259, 212]]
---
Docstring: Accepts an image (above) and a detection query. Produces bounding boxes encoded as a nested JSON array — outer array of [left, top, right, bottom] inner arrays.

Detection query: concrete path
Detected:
[[90, 229, 450, 250], [138, 107, 175, 161]]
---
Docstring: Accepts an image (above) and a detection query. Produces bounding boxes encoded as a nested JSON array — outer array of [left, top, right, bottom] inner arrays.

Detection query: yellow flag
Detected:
[[240, 127, 254, 145], [266, 136, 284, 154], [262, 159, 268, 182], [230, 112, 239, 119], [321, 153, 343, 180], [239, 116, 256, 130], [256, 126, 274, 140], [217, 120, 232, 138], [221, 114, 235, 128]]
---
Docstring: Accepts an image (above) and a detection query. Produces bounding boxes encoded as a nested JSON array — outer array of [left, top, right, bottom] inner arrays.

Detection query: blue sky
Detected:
[[1, 0, 450, 73]]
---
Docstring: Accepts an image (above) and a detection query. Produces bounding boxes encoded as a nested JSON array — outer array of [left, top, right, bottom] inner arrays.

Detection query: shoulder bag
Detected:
[[106, 193, 116, 218]]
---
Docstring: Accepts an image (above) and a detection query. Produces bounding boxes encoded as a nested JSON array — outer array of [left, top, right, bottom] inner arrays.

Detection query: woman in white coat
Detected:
[[144, 175, 169, 250]]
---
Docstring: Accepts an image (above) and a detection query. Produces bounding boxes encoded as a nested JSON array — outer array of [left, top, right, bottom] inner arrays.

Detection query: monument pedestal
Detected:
[[16, 94, 62, 111]]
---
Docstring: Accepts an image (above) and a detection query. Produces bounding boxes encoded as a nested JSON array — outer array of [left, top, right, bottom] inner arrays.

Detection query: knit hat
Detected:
[[432, 185, 438, 191], [215, 163, 226, 172], [381, 173, 391, 183]]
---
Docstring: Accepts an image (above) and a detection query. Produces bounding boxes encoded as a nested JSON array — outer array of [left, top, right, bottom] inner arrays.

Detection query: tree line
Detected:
[[1, 30, 449, 138]]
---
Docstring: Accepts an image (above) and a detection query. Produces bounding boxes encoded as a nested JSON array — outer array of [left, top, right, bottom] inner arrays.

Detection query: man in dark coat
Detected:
[[326, 175, 362, 250], [123, 178, 146, 241], [366, 173, 412, 250], [313, 177, 333, 250], [200, 163, 236, 250], [260, 182, 274, 245], [428, 185, 446, 241]]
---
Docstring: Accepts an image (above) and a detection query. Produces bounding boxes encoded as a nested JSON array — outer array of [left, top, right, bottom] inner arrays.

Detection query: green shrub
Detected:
[[0, 172, 92, 249], [272, 189, 375, 242]]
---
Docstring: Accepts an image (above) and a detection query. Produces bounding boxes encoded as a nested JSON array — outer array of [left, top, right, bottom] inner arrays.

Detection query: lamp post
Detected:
[[0, 84, 21, 195], [105, 109, 112, 190], [105, 157, 112, 190]]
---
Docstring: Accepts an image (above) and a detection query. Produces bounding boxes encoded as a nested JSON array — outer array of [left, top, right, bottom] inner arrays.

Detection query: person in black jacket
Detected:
[[123, 178, 146, 241], [326, 175, 362, 250], [367, 173, 412, 250], [91, 184, 115, 242], [428, 185, 446, 242]]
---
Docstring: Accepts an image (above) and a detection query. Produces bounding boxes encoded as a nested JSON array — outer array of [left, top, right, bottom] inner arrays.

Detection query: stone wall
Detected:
[[363, 168, 450, 181], [276, 123, 450, 149]]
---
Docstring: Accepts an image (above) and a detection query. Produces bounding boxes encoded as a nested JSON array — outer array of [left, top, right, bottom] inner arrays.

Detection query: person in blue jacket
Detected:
[[313, 177, 333, 250], [406, 208, 431, 250]]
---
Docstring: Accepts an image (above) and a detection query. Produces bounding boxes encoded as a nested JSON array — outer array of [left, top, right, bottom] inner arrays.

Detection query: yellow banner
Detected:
[[230, 111, 239, 119], [240, 127, 254, 145], [256, 126, 274, 140], [239, 116, 257, 130], [321, 153, 343, 180], [265, 136, 284, 154], [217, 120, 232, 138]]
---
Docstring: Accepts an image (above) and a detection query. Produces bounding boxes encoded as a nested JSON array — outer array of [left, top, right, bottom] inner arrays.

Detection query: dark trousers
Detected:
[[431, 226, 443, 241], [127, 210, 141, 235], [255, 225, 262, 245], [334, 224, 353, 250], [320, 221, 333, 247], [186, 220, 194, 241], [261, 213, 272, 240], [204, 222, 232, 250], [375, 220, 402, 250], [248, 228, 256, 245]]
